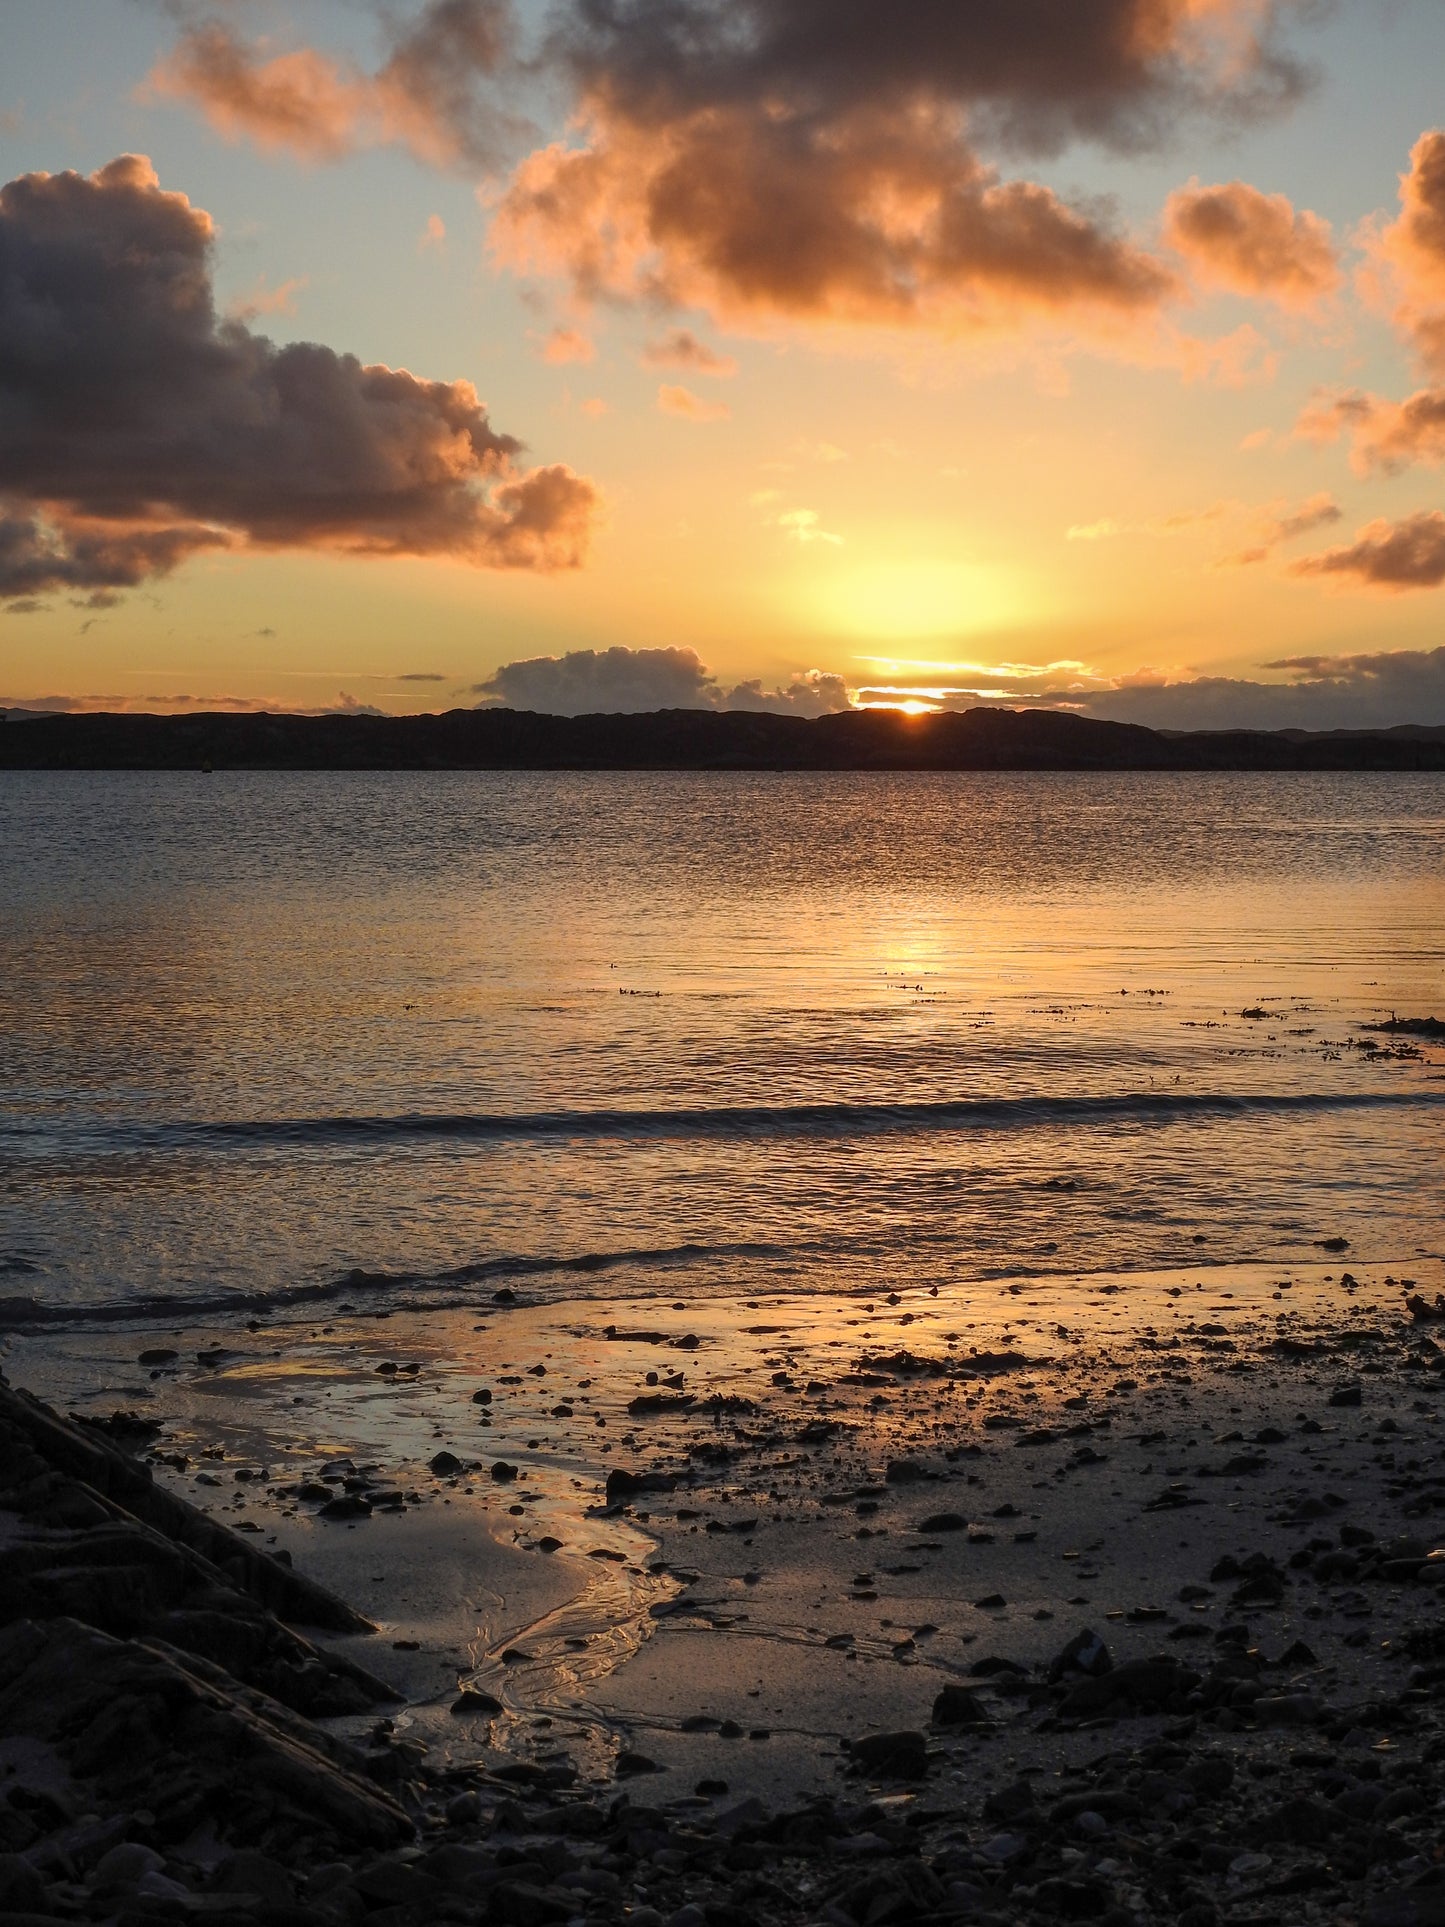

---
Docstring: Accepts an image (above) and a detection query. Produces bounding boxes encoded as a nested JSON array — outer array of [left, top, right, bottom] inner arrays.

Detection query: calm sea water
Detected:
[[1, 770, 1442, 1323]]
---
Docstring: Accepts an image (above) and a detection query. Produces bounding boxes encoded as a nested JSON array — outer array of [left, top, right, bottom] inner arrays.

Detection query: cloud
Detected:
[[539, 326, 595, 364], [228, 273, 308, 320], [1224, 490, 1341, 564], [640, 330, 737, 376], [473, 644, 850, 715], [0, 155, 597, 598], [1292, 510, 1445, 591], [1163, 177, 1338, 308], [1366, 129, 1445, 373], [1296, 384, 1445, 476], [396, 671, 448, 681], [419, 213, 447, 252], [147, 3, 526, 173], [1081, 648, 1445, 728], [776, 508, 842, 546], [493, 99, 1181, 341], [657, 384, 730, 422], [491, 2, 1312, 345]]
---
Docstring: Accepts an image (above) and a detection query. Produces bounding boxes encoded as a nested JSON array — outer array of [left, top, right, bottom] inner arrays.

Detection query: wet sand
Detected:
[[10, 1253, 1445, 1813]]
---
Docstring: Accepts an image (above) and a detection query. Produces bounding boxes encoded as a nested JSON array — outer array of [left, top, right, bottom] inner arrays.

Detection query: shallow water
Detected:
[[2, 769, 1442, 1322]]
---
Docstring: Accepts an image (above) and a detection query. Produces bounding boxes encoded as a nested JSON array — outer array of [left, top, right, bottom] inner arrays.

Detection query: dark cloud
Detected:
[[552, 1, 1309, 154], [0, 155, 597, 597], [492, 1, 1308, 333], [473, 645, 849, 714], [149, 2, 526, 171], [0, 511, 227, 598], [1292, 511, 1445, 591], [1163, 177, 1338, 308], [1079, 648, 1445, 729]]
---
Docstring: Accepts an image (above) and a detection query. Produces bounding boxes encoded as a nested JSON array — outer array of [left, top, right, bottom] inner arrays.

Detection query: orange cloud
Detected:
[[657, 384, 730, 423], [540, 327, 595, 364], [1293, 511, 1445, 591], [1164, 177, 1339, 307], [1369, 130, 1445, 372], [147, 4, 523, 173], [1295, 385, 1445, 475], [494, 98, 1179, 342], [228, 273, 308, 320]]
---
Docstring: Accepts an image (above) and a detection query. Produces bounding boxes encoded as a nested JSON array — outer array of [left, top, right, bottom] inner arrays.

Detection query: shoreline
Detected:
[[4, 1255, 1445, 1924]]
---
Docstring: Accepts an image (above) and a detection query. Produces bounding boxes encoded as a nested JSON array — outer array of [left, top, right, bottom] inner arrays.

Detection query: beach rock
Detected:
[[931, 1684, 992, 1727], [0, 1617, 411, 1852], [845, 1731, 928, 1779], [0, 1854, 48, 1912], [605, 1467, 677, 1505], [451, 1687, 504, 1715], [491, 1461, 519, 1481], [916, 1512, 967, 1534], [1051, 1628, 1113, 1683], [429, 1451, 464, 1475]]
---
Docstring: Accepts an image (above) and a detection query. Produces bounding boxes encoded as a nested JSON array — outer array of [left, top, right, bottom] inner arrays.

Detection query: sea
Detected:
[[1, 768, 1442, 1330]]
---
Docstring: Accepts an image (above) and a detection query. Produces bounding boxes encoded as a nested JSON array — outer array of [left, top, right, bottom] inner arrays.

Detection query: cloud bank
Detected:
[[473, 645, 849, 715], [0, 155, 597, 602]]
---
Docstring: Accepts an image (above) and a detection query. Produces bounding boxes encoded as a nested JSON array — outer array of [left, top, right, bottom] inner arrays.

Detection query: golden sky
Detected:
[[4, 1, 1445, 729]]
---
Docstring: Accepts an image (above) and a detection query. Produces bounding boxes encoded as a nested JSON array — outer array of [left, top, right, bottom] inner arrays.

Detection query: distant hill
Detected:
[[2, 705, 1444, 771]]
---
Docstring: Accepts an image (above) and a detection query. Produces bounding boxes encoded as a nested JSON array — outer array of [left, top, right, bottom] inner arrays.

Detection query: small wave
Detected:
[[0, 1236, 794, 1329], [4, 1086, 1442, 1156]]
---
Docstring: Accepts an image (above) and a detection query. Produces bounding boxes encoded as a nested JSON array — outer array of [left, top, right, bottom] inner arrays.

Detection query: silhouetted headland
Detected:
[[3, 705, 1444, 770]]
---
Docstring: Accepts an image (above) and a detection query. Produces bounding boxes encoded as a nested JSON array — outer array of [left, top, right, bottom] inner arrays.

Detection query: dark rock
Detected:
[[429, 1452, 464, 1476], [451, 1687, 503, 1716], [615, 1751, 664, 1777], [605, 1467, 677, 1505], [491, 1461, 520, 1482], [886, 1459, 928, 1484], [1049, 1628, 1113, 1681], [846, 1730, 929, 1779], [916, 1512, 967, 1534], [1328, 1385, 1363, 1408], [0, 1854, 47, 1913], [932, 1685, 992, 1727]]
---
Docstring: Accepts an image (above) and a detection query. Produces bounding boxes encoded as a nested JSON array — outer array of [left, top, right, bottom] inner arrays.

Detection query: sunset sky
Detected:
[[5, 0, 1445, 727]]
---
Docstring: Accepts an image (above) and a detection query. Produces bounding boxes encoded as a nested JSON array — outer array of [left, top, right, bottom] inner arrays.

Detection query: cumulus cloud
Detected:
[[1366, 129, 1445, 373], [1163, 177, 1338, 308], [147, 3, 526, 173], [493, 98, 1181, 339], [640, 330, 737, 376], [1292, 511, 1445, 591], [0, 155, 597, 600], [491, 2, 1314, 341], [472, 645, 850, 714]]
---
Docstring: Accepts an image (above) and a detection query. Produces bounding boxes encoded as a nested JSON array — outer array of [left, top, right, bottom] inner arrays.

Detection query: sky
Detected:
[[5, 0, 1445, 729]]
